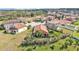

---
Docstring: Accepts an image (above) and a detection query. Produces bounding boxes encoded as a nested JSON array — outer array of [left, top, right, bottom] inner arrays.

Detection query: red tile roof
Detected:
[[34, 24, 48, 34], [52, 20, 71, 25]]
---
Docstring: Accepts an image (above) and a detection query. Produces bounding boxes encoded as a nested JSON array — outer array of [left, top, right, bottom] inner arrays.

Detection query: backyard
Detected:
[[20, 37, 79, 51], [18, 27, 79, 51]]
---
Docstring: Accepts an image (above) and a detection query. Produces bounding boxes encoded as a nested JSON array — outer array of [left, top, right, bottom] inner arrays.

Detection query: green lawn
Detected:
[[73, 31, 79, 37], [73, 20, 79, 26]]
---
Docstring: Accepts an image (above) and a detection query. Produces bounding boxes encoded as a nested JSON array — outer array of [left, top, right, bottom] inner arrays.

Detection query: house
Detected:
[[46, 15, 55, 21], [4, 20, 27, 34], [45, 19, 71, 30], [52, 20, 71, 25], [33, 24, 48, 37], [45, 21, 59, 30], [26, 21, 45, 28]]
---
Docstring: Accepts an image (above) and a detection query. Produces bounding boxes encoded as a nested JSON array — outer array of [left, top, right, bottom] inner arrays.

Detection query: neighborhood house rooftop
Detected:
[[51, 19, 71, 25], [34, 24, 48, 34], [5, 19, 23, 24]]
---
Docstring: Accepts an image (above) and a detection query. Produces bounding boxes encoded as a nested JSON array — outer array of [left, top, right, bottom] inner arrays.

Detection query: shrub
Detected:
[[3, 31, 7, 34], [60, 45, 64, 50], [50, 44, 55, 50], [75, 40, 79, 46], [49, 30, 53, 33], [68, 39, 73, 45], [64, 43, 68, 49], [21, 38, 32, 46], [49, 37, 58, 43], [27, 25, 31, 29], [66, 41, 71, 46], [33, 46, 36, 49], [60, 44, 68, 49], [34, 31, 45, 38], [27, 21, 31, 23], [0, 24, 4, 30], [33, 39, 47, 45], [30, 13, 34, 17], [60, 34, 70, 39]]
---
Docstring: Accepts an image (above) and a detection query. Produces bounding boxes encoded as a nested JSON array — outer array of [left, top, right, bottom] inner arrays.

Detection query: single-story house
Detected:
[[4, 20, 27, 34]]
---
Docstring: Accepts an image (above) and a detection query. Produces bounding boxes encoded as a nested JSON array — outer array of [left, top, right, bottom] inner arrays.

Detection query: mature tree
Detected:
[[30, 13, 34, 17]]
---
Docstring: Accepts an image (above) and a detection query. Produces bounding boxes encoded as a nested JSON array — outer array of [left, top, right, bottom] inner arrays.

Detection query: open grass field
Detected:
[[0, 29, 31, 51]]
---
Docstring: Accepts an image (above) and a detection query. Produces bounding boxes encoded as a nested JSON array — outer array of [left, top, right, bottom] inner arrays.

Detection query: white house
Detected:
[[4, 20, 27, 34], [26, 22, 45, 28]]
